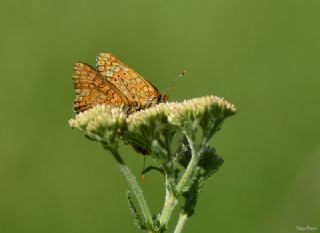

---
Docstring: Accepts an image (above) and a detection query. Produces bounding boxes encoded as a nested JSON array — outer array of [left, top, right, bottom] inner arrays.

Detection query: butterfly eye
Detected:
[[123, 72, 126, 75], [117, 74, 120, 77]]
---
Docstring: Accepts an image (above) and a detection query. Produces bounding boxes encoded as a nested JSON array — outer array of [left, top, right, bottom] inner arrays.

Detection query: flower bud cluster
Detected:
[[69, 96, 236, 153]]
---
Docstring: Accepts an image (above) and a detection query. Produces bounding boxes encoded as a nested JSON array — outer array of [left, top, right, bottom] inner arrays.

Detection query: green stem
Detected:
[[173, 213, 188, 233], [176, 135, 198, 194], [159, 135, 199, 229], [110, 149, 154, 226], [159, 175, 178, 227]]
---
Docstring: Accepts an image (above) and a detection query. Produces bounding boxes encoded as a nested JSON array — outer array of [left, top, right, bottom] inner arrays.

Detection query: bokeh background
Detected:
[[1, 0, 319, 232]]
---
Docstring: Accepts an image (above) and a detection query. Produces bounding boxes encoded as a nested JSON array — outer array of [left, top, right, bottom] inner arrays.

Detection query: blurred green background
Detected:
[[0, 0, 319, 232]]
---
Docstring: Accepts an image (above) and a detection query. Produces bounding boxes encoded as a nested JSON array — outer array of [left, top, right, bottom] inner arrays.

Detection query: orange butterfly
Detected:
[[73, 52, 169, 114]]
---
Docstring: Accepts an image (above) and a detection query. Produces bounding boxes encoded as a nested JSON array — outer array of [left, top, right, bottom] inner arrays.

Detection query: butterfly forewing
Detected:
[[96, 53, 167, 110], [73, 62, 129, 113]]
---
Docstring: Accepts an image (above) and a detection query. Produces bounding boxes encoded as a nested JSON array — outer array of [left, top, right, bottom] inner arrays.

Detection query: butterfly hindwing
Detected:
[[73, 62, 129, 113]]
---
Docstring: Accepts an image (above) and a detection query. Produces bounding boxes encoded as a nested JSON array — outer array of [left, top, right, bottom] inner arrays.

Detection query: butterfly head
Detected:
[[158, 93, 169, 103]]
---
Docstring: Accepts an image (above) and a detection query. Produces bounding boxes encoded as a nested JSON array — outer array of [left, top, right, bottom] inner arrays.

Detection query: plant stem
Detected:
[[159, 135, 198, 230], [159, 175, 178, 227], [176, 135, 198, 194], [110, 149, 154, 226], [159, 192, 178, 227], [173, 213, 188, 233]]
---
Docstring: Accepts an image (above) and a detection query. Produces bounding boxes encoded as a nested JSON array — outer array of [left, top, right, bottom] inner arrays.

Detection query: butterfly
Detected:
[[73, 52, 169, 114]]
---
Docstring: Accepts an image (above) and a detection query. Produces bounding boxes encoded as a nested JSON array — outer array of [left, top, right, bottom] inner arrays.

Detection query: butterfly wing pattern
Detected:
[[96, 52, 168, 111], [73, 52, 168, 114], [73, 62, 129, 113]]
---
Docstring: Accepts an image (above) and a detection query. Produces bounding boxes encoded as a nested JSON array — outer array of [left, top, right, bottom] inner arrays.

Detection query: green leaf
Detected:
[[182, 177, 204, 217]]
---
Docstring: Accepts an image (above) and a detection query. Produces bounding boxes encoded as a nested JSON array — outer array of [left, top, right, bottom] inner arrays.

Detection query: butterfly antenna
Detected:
[[166, 70, 187, 94]]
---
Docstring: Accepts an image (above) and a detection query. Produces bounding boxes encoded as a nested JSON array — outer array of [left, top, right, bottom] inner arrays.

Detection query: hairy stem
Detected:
[[173, 213, 188, 233], [159, 134, 199, 230], [110, 149, 154, 226], [176, 135, 198, 194], [159, 175, 178, 227]]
